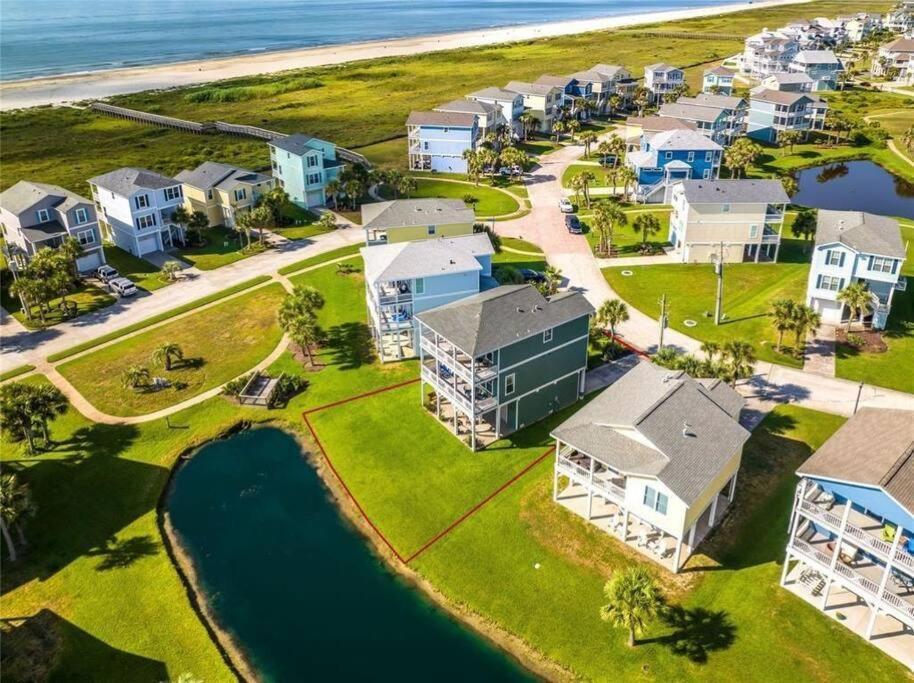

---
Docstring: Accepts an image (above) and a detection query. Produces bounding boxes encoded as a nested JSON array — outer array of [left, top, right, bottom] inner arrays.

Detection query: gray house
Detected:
[[416, 285, 593, 450], [0, 181, 106, 272]]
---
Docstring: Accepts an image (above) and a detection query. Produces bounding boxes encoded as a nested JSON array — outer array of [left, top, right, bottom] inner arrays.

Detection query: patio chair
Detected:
[[817, 489, 836, 510]]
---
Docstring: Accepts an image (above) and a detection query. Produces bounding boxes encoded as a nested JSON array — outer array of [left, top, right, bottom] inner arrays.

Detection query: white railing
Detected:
[[420, 338, 473, 384], [556, 456, 626, 504], [798, 499, 903, 567], [421, 366, 474, 415]]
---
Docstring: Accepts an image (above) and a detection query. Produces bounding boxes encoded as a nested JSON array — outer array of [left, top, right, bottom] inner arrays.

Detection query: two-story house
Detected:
[[806, 210, 907, 330], [644, 63, 685, 104], [504, 81, 562, 134], [175, 162, 274, 228], [669, 179, 790, 263], [790, 50, 843, 90], [435, 99, 503, 138], [623, 116, 697, 152], [406, 111, 479, 173], [742, 30, 800, 78], [746, 88, 828, 143], [416, 284, 593, 450], [781, 408, 914, 669], [268, 134, 343, 209], [535, 74, 585, 116], [761, 72, 815, 92], [659, 93, 747, 146], [89, 167, 186, 257], [361, 233, 495, 362], [552, 362, 750, 573], [702, 66, 736, 95], [625, 129, 723, 203], [591, 64, 637, 111], [466, 87, 525, 137], [361, 198, 475, 246], [0, 181, 106, 272]]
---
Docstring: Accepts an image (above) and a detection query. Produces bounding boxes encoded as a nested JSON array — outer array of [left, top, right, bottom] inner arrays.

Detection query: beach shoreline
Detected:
[[0, 0, 808, 111]]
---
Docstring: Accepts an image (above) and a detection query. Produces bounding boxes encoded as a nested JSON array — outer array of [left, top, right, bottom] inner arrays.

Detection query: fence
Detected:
[[618, 30, 743, 41]]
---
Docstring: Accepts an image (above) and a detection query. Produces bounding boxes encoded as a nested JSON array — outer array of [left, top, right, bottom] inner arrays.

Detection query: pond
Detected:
[[791, 160, 914, 219], [167, 427, 533, 682]]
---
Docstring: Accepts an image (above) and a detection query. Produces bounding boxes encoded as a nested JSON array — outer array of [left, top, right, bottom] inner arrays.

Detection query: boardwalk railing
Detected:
[[618, 30, 743, 41]]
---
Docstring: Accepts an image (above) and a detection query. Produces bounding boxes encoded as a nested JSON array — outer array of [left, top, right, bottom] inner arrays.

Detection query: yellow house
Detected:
[[176, 161, 274, 228], [361, 198, 476, 245]]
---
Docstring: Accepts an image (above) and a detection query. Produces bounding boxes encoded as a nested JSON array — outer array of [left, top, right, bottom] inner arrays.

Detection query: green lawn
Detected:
[[582, 208, 672, 256], [562, 163, 615, 189], [272, 203, 329, 240], [0, 274, 116, 330], [835, 224, 914, 393], [377, 178, 519, 217], [57, 284, 286, 416], [500, 237, 543, 254], [174, 226, 260, 270], [518, 138, 563, 157], [102, 246, 170, 292], [603, 246, 810, 366]]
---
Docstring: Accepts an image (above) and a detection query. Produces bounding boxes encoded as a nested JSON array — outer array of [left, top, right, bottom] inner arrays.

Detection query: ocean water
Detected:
[[0, 0, 736, 81]]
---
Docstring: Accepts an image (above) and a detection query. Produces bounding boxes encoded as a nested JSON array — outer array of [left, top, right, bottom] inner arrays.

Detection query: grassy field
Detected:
[[174, 226, 260, 270], [500, 237, 543, 254], [582, 208, 672, 256], [57, 284, 286, 415], [562, 162, 614, 189], [377, 178, 519, 216], [604, 241, 811, 366], [102, 246, 170, 292], [0, 275, 116, 330]]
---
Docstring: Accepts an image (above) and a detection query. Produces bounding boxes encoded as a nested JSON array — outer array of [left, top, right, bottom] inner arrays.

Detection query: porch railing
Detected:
[[556, 455, 626, 504]]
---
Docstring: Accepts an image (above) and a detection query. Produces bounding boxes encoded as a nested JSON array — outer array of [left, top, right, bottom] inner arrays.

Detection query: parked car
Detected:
[[109, 277, 137, 297], [96, 264, 119, 283], [520, 268, 546, 284], [565, 215, 583, 234], [559, 198, 574, 213]]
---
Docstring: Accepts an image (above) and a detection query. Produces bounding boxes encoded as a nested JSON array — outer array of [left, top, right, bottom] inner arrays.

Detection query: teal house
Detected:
[[415, 285, 593, 450], [268, 134, 343, 208]]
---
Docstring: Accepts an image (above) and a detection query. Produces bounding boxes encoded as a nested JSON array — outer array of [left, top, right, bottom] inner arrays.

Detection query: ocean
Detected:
[[0, 0, 737, 81]]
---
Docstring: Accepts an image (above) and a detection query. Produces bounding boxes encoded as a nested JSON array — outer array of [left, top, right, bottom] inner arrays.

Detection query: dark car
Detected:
[[565, 214, 582, 234], [520, 268, 546, 284]]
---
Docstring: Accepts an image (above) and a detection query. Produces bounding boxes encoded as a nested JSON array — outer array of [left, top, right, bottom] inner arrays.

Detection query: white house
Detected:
[[89, 168, 186, 257], [703, 66, 736, 95], [806, 210, 907, 329], [551, 362, 750, 573], [644, 63, 685, 104]]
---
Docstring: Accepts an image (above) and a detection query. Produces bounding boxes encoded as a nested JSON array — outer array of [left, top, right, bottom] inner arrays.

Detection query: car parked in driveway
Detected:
[[96, 264, 119, 283], [559, 198, 574, 213], [565, 214, 583, 234], [520, 268, 546, 284], [109, 277, 137, 298]]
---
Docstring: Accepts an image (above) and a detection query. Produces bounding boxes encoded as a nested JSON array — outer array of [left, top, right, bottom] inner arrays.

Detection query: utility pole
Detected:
[[714, 241, 725, 326], [658, 293, 668, 350]]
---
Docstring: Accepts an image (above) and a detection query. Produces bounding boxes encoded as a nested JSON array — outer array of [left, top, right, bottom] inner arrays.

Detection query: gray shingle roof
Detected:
[[0, 180, 90, 215], [435, 99, 497, 116], [645, 63, 681, 73], [650, 129, 723, 151], [815, 210, 905, 259], [797, 408, 914, 514], [626, 116, 697, 133], [705, 66, 735, 77], [468, 87, 521, 102], [361, 233, 492, 283], [749, 88, 820, 105], [505, 81, 558, 97], [552, 363, 749, 506], [175, 161, 271, 190], [407, 111, 476, 127], [591, 64, 628, 79], [361, 198, 474, 231], [659, 102, 725, 123], [794, 49, 841, 64], [765, 72, 814, 85], [535, 74, 574, 88], [569, 70, 608, 83], [268, 133, 320, 156], [89, 167, 178, 196], [679, 179, 789, 205], [687, 93, 746, 110], [21, 220, 68, 242], [415, 285, 593, 356]]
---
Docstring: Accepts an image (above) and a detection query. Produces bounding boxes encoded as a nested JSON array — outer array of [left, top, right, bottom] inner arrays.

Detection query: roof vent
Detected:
[[449, 259, 455, 265], [532, 304, 542, 312], [661, 373, 677, 383], [516, 307, 524, 313], [682, 421, 696, 438]]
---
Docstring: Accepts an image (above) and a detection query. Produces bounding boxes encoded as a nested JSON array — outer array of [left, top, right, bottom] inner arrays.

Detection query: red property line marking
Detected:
[[603, 331, 650, 359], [303, 377, 420, 417]]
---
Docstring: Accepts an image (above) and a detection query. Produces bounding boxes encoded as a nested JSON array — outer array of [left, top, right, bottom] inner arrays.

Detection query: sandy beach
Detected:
[[0, 0, 808, 111]]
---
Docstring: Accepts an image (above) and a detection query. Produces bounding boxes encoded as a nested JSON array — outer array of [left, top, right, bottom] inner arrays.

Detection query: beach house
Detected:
[[702, 66, 736, 95], [435, 99, 503, 138], [361, 233, 495, 362], [552, 362, 749, 573], [644, 64, 685, 104], [746, 89, 828, 143], [0, 181, 106, 272], [658, 93, 747, 146], [668, 179, 790, 263], [591, 64, 637, 111], [805, 210, 907, 330], [623, 116, 697, 152], [466, 87, 525, 137], [89, 167, 186, 257], [504, 81, 562, 134], [406, 110, 479, 173], [175, 162, 274, 228], [416, 285, 593, 450], [875, 37, 914, 82], [761, 72, 815, 92], [625, 129, 723, 203], [742, 29, 800, 78], [789, 50, 843, 90], [268, 134, 342, 209], [361, 198, 475, 246], [781, 408, 914, 669]]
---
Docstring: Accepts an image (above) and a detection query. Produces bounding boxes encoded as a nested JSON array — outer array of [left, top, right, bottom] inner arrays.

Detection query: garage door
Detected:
[[76, 250, 103, 273], [137, 233, 159, 256]]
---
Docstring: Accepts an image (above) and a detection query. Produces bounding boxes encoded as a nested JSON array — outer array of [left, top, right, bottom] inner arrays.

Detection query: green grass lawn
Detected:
[[174, 226, 262, 270], [562, 163, 615, 189], [603, 244, 810, 366], [272, 203, 330, 240], [377, 178, 519, 217], [582, 208, 672, 257], [102, 246, 170, 292], [518, 138, 563, 157], [500, 237, 543, 254], [0, 273, 116, 330], [58, 284, 286, 416]]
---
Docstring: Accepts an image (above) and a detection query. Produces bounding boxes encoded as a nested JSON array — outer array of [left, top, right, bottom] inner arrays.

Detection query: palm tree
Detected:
[[790, 304, 822, 356], [57, 236, 84, 280], [172, 205, 191, 245], [234, 209, 255, 249], [569, 174, 586, 207], [574, 170, 597, 208], [325, 179, 341, 209], [596, 299, 629, 340], [397, 175, 418, 198], [518, 112, 537, 141], [632, 213, 661, 250], [791, 209, 817, 242], [599, 567, 664, 647], [565, 118, 581, 141], [317, 212, 338, 232], [581, 132, 598, 158], [780, 174, 798, 198], [616, 166, 638, 201], [552, 120, 566, 143], [160, 261, 182, 282], [0, 473, 35, 562], [152, 342, 184, 371], [0, 382, 40, 453], [187, 210, 210, 245], [279, 285, 326, 366], [778, 130, 803, 155], [770, 298, 797, 353], [838, 281, 871, 330], [633, 87, 651, 117], [591, 200, 627, 256], [540, 266, 563, 296], [722, 340, 756, 387], [596, 140, 613, 168], [32, 384, 67, 446], [700, 340, 720, 365], [122, 365, 151, 390], [463, 149, 482, 186], [261, 186, 290, 226], [606, 134, 626, 170], [902, 125, 914, 151], [607, 94, 621, 120]]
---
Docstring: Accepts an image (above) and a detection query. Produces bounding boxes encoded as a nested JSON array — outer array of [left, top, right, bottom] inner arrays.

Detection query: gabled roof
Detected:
[[678, 179, 789, 205], [0, 180, 90, 215], [415, 285, 593, 356], [504, 81, 559, 97], [645, 63, 681, 73], [175, 161, 271, 190], [626, 116, 697, 133], [815, 210, 905, 259], [764, 72, 814, 85], [361, 198, 474, 231], [591, 64, 629, 79], [686, 93, 746, 110], [535, 74, 574, 88], [551, 363, 749, 506], [570, 70, 608, 83], [407, 110, 476, 127], [21, 220, 68, 242], [268, 133, 333, 157], [704, 66, 736, 77], [436, 99, 497, 116], [649, 128, 724, 151], [89, 167, 178, 196], [749, 88, 821, 106], [883, 37, 914, 53], [794, 49, 841, 64], [659, 102, 726, 123], [361, 233, 492, 283], [797, 408, 914, 515], [468, 87, 521, 102]]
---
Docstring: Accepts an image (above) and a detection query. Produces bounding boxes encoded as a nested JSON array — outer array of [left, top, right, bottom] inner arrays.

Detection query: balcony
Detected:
[[761, 226, 781, 244], [556, 449, 627, 505], [419, 334, 499, 384], [420, 362, 498, 416], [377, 280, 413, 306]]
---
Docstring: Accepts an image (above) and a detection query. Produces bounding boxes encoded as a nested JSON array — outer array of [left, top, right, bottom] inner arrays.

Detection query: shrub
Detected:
[[223, 373, 252, 397], [493, 265, 523, 284], [846, 333, 865, 348], [270, 374, 307, 407]]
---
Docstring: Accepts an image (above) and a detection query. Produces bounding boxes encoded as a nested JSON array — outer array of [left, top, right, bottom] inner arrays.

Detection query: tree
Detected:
[[31, 384, 67, 446], [122, 365, 151, 391], [595, 299, 629, 339], [187, 210, 209, 245], [592, 200, 627, 256], [770, 298, 797, 353], [700, 340, 720, 365], [572, 170, 597, 208], [396, 175, 418, 199], [552, 120, 566, 143], [633, 86, 651, 117], [238, 205, 273, 246], [172, 205, 191, 245], [791, 209, 817, 241], [790, 304, 822, 356], [160, 261, 182, 282], [518, 112, 537, 141], [778, 130, 803, 155], [0, 473, 35, 562], [261, 185, 289, 226], [599, 567, 664, 647], [580, 132, 597, 158], [463, 149, 483, 186], [279, 285, 326, 366], [724, 137, 761, 179], [499, 146, 529, 178], [57, 236, 84, 280], [617, 166, 638, 201], [316, 212, 338, 232], [722, 340, 756, 387], [0, 382, 39, 453], [565, 118, 581, 141], [325, 179, 341, 209], [780, 174, 798, 198], [607, 94, 622, 120], [632, 213, 661, 250], [902, 125, 914, 151], [152, 342, 184, 371], [838, 281, 872, 330], [596, 140, 613, 168]]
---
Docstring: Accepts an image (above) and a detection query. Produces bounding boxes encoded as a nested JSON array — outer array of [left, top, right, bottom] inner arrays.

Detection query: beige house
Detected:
[[504, 81, 562, 134], [176, 161, 274, 228], [361, 198, 475, 246], [669, 179, 790, 263]]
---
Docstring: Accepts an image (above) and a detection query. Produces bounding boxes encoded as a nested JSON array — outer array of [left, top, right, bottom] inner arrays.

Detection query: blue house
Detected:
[[781, 408, 914, 668], [746, 89, 828, 143], [268, 134, 343, 209], [407, 111, 479, 173], [625, 129, 723, 203]]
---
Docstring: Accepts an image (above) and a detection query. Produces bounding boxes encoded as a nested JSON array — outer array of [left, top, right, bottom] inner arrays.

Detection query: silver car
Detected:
[[109, 277, 137, 297]]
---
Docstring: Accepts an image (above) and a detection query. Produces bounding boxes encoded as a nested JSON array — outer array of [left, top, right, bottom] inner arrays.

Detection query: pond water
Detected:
[[167, 427, 532, 682], [791, 160, 914, 219]]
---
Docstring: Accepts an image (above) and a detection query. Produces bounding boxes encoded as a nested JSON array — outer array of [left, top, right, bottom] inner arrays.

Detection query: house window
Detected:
[[543, 328, 553, 343], [817, 274, 844, 292], [643, 486, 657, 509], [307, 173, 321, 185], [665, 151, 673, 160], [164, 186, 183, 202], [749, 224, 759, 238], [74, 208, 89, 224], [656, 492, 669, 514], [643, 486, 668, 514], [76, 229, 95, 246], [443, 127, 449, 133], [423, 141, 430, 150], [703, 170, 712, 179], [870, 256, 895, 273], [36, 208, 50, 222], [307, 154, 319, 168], [206, 189, 214, 200], [687, 151, 695, 162], [427, 225, 437, 236], [234, 188, 247, 202], [721, 204, 731, 213], [705, 151, 714, 161], [135, 194, 150, 210], [136, 214, 156, 230], [414, 277, 425, 294], [505, 373, 515, 395]]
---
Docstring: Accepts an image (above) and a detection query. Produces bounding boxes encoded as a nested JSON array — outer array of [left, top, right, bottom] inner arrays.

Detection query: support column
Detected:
[[867, 525, 903, 639], [709, 495, 719, 527], [553, 460, 560, 502], [780, 550, 793, 586], [586, 456, 595, 520], [822, 503, 853, 609], [728, 472, 738, 502], [673, 534, 684, 573], [687, 522, 696, 548], [755, 243, 761, 263], [622, 509, 629, 540]]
